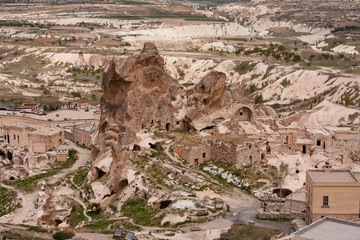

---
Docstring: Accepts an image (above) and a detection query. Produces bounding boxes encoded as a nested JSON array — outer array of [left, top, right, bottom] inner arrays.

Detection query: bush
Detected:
[[53, 230, 75, 240]]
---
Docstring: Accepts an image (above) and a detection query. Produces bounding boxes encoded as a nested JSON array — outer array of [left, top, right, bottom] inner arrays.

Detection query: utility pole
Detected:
[[278, 162, 283, 220]]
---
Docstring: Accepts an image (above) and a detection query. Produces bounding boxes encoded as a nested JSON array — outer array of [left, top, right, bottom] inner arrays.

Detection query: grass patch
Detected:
[[69, 204, 87, 227], [72, 167, 89, 187], [4, 149, 78, 192], [0, 187, 18, 217], [121, 198, 163, 226]]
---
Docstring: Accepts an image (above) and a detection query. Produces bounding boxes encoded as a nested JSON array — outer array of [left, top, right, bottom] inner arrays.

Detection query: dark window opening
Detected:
[[149, 143, 156, 149], [17, 135, 19, 142], [261, 153, 265, 160], [249, 144, 252, 149], [166, 123, 171, 132], [203, 153, 206, 158], [317, 140, 321, 146], [296, 170, 299, 174], [13, 134, 16, 140], [9, 176, 15, 181], [160, 200, 172, 209], [7, 135, 9, 143], [302, 145, 307, 154], [249, 155, 252, 165], [323, 196, 329, 206], [4, 135, 6, 140], [176, 121, 179, 125], [323, 142, 326, 149], [240, 112, 243, 116]]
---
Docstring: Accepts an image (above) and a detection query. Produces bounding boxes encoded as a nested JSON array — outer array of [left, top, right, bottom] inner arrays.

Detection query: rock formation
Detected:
[[90, 42, 182, 209]]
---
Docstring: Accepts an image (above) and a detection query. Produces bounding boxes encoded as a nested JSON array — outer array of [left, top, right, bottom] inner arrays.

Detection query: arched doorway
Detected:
[[237, 106, 253, 121]]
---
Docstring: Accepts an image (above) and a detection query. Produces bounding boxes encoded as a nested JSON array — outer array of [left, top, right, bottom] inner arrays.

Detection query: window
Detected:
[[240, 112, 243, 116], [323, 196, 329, 207], [203, 153, 206, 158], [317, 140, 321, 146], [14, 134, 16, 140]]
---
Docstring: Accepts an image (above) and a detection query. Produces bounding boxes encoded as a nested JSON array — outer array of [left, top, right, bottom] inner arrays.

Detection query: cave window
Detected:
[[166, 123, 170, 132], [249, 144, 252, 149], [13, 134, 16, 140], [9, 176, 15, 181], [203, 153, 206, 158], [317, 140, 321, 146], [296, 170, 299, 174], [240, 112, 243, 116], [17, 135, 19, 143], [323, 142, 326, 149], [261, 153, 265, 160], [4, 135, 6, 140], [176, 121, 179, 125]]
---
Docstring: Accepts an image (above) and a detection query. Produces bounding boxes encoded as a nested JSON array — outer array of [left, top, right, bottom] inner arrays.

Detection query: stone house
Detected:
[[173, 145, 211, 166], [56, 149, 68, 162], [175, 139, 265, 167], [2, 123, 35, 149], [63, 122, 93, 147], [20, 103, 40, 113], [305, 169, 360, 224], [28, 128, 64, 153], [74, 99, 90, 110]]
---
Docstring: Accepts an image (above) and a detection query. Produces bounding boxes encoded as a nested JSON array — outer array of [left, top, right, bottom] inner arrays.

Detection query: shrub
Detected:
[[53, 230, 75, 240]]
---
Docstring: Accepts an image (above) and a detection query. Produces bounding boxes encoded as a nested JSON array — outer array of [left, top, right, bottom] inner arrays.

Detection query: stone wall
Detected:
[[210, 142, 236, 164], [73, 127, 92, 147], [173, 145, 211, 166]]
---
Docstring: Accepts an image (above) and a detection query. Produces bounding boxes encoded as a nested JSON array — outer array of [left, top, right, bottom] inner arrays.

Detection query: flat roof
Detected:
[[308, 170, 358, 183], [29, 127, 62, 136], [0, 109, 98, 121], [292, 217, 360, 240]]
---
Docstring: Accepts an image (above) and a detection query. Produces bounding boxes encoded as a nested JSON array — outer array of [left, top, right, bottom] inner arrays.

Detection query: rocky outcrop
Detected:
[[185, 71, 230, 129], [90, 42, 182, 209]]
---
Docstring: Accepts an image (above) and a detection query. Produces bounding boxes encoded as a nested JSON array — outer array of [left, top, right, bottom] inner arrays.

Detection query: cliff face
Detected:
[[90, 43, 182, 208]]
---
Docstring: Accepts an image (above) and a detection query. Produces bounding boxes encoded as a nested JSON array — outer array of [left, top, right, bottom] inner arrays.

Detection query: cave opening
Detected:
[[0, 150, 5, 159], [160, 200, 172, 209], [7, 151, 12, 161], [96, 168, 106, 179]]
